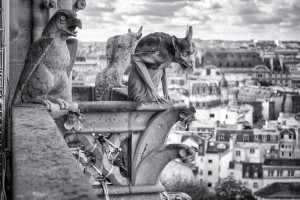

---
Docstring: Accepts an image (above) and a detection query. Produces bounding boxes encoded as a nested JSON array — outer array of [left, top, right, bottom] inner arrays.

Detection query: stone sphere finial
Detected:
[[73, 0, 86, 12]]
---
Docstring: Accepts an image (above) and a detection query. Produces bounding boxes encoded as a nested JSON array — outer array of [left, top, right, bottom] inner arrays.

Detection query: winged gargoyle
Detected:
[[128, 26, 194, 104], [12, 9, 82, 111]]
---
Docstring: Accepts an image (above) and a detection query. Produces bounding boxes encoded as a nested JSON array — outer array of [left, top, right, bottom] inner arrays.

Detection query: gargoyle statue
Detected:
[[95, 26, 143, 100], [12, 9, 82, 111], [128, 26, 194, 104]]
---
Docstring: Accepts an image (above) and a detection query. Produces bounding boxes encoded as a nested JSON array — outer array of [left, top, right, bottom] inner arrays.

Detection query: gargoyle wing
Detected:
[[135, 34, 160, 53], [12, 37, 54, 104], [66, 38, 78, 77]]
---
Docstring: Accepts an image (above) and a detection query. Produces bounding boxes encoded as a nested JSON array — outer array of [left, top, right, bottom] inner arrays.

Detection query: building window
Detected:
[[218, 134, 225, 141], [208, 171, 212, 176], [207, 69, 211, 75], [254, 172, 258, 178], [207, 183, 212, 187], [236, 150, 241, 156], [271, 145, 275, 150], [271, 135, 277, 142], [262, 135, 267, 142], [253, 182, 258, 188], [289, 152, 292, 158], [245, 171, 250, 178], [254, 135, 259, 141], [208, 159, 213, 163], [226, 115, 228, 119], [243, 134, 249, 142], [210, 114, 215, 118], [277, 170, 283, 177], [281, 152, 285, 157], [288, 170, 295, 177], [281, 144, 285, 149], [281, 134, 284, 139], [200, 170, 203, 175], [268, 170, 274, 177], [250, 148, 255, 154], [257, 73, 263, 78]]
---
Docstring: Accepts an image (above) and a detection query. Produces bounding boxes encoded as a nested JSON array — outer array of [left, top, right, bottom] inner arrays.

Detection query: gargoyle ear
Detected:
[[172, 36, 179, 49], [137, 26, 143, 39], [128, 28, 132, 33], [185, 26, 193, 42]]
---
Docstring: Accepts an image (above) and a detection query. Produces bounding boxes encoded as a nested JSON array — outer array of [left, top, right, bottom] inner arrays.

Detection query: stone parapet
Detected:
[[12, 103, 97, 200]]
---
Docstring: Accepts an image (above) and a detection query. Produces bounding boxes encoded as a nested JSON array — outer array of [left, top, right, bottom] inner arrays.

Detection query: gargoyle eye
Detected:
[[60, 15, 66, 21], [182, 51, 189, 57]]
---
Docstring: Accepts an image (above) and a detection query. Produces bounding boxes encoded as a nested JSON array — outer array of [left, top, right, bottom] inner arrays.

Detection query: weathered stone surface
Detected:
[[95, 27, 142, 101], [128, 26, 194, 104], [72, 86, 95, 101], [75, 101, 175, 133], [94, 185, 165, 200], [12, 103, 97, 200], [111, 88, 128, 101]]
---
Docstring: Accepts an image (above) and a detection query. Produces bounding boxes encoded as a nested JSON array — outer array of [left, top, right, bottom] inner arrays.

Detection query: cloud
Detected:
[[77, 0, 300, 41]]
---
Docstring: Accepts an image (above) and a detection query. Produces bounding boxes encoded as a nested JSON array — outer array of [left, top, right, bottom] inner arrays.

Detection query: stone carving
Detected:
[[161, 192, 192, 200], [72, 0, 86, 11], [95, 26, 143, 100], [128, 26, 195, 104], [41, 0, 57, 9], [64, 111, 85, 132], [12, 9, 82, 111]]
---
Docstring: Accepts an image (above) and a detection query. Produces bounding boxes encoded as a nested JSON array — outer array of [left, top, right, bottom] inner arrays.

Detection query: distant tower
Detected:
[[220, 73, 228, 103]]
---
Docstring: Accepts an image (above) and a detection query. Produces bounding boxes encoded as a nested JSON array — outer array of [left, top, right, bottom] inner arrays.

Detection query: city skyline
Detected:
[[77, 0, 300, 42]]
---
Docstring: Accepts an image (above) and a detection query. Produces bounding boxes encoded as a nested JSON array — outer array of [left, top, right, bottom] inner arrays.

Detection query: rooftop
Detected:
[[206, 141, 229, 154], [216, 129, 254, 142], [264, 159, 300, 167], [202, 50, 265, 68], [254, 182, 300, 198]]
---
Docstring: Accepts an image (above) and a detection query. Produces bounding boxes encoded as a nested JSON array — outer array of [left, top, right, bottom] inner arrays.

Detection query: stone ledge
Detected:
[[12, 103, 97, 200]]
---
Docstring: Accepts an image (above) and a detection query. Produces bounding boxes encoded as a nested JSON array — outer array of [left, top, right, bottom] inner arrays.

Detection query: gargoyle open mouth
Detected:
[[67, 25, 78, 36], [66, 18, 82, 37], [180, 62, 191, 70]]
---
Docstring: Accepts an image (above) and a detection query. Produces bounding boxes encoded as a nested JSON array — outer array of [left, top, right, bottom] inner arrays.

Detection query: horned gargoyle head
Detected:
[[125, 26, 143, 53], [172, 26, 195, 70], [42, 9, 82, 38]]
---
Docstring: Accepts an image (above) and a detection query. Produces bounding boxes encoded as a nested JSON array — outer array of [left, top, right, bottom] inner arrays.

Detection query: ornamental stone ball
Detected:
[[95, 26, 143, 100], [12, 9, 82, 111], [128, 26, 195, 104]]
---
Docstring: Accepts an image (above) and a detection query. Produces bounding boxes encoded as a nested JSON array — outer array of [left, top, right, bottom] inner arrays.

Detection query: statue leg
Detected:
[[131, 55, 168, 104], [47, 96, 70, 110]]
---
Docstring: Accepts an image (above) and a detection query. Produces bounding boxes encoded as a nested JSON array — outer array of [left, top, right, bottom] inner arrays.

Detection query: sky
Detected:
[[77, 0, 300, 42]]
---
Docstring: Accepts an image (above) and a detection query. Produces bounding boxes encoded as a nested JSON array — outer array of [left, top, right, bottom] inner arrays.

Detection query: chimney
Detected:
[[230, 135, 237, 150], [279, 56, 284, 70], [269, 57, 274, 71]]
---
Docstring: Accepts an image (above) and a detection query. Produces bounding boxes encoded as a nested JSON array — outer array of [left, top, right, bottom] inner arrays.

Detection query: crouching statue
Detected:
[[128, 26, 195, 104]]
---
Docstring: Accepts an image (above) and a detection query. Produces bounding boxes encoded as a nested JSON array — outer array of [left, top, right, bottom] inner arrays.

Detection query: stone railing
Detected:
[[12, 88, 196, 200]]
